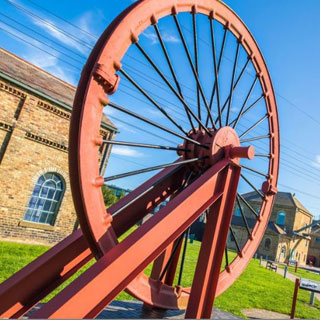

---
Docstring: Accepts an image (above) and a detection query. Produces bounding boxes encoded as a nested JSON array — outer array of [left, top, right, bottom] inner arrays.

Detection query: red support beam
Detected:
[[32, 159, 235, 319], [185, 165, 240, 318], [0, 229, 92, 319]]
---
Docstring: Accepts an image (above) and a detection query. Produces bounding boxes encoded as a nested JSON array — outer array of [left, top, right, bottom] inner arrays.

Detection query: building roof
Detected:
[[231, 216, 287, 235], [243, 190, 313, 217], [292, 197, 312, 216], [0, 47, 116, 132]]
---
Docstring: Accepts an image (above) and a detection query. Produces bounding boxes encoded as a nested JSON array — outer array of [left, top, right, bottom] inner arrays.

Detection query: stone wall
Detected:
[[0, 77, 113, 246], [308, 234, 320, 266], [231, 196, 312, 265]]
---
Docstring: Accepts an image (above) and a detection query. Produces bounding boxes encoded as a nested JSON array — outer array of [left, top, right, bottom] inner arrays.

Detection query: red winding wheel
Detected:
[[0, 0, 279, 319]]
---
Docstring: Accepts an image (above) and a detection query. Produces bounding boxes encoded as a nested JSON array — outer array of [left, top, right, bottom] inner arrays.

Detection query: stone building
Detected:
[[307, 220, 320, 266], [228, 192, 313, 265], [0, 47, 117, 246]]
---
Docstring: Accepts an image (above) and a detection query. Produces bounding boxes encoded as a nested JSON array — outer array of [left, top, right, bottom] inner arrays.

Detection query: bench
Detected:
[[266, 260, 278, 272]]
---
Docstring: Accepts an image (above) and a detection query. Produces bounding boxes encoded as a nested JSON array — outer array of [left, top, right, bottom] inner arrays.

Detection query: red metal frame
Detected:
[[32, 158, 240, 319], [0, 0, 280, 318]]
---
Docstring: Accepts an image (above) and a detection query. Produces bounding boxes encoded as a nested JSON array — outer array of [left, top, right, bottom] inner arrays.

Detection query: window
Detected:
[[24, 173, 65, 226], [235, 207, 241, 217], [264, 238, 271, 250], [280, 246, 286, 259], [229, 232, 235, 242], [315, 237, 320, 244], [235, 205, 244, 217], [199, 213, 206, 222], [276, 212, 286, 226]]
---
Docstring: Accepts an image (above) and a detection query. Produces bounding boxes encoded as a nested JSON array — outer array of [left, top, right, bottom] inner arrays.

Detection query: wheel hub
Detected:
[[178, 127, 254, 172]]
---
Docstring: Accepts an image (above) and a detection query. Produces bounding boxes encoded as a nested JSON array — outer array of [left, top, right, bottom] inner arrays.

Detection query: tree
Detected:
[[101, 186, 118, 208]]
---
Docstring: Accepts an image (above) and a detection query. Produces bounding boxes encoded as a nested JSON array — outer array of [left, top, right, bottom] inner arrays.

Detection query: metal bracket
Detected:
[[93, 63, 120, 94]]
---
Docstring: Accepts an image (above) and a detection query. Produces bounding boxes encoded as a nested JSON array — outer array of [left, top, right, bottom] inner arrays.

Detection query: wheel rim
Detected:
[[69, 0, 279, 309]]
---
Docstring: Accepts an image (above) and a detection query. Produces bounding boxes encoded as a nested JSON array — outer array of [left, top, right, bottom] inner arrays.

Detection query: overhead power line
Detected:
[[7, 0, 320, 130], [0, 12, 87, 60], [24, 0, 98, 40], [0, 26, 81, 71], [0, 18, 84, 65], [6, 0, 93, 49], [2, 0, 320, 192]]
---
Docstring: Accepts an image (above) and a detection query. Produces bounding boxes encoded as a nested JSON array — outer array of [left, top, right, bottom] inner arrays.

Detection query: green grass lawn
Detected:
[[278, 264, 320, 282], [1, 239, 320, 319]]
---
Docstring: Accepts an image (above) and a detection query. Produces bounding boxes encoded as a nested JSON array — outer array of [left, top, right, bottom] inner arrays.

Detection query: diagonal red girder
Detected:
[[32, 159, 237, 319]]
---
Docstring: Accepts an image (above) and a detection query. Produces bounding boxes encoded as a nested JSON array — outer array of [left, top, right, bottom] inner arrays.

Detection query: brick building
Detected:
[[0, 47, 117, 245], [228, 192, 313, 265], [307, 220, 320, 266]]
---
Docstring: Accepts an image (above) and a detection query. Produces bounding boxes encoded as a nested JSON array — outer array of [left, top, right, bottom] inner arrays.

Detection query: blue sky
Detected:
[[1, 0, 320, 218]]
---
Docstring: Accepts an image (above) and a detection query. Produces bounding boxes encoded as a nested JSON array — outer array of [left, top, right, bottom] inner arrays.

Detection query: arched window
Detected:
[[280, 245, 286, 259], [277, 212, 286, 226], [24, 173, 65, 226], [235, 204, 244, 217], [264, 238, 271, 250], [235, 207, 241, 217]]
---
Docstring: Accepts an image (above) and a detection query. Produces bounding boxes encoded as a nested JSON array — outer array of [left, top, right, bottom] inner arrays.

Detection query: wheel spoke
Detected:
[[255, 153, 271, 158], [159, 234, 185, 281], [239, 114, 268, 139], [103, 140, 190, 152], [159, 172, 193, 282], [173, 14, 216, 129], [240, 134, 270, 143], [208, 17, 222, 128], [207, 25, 227, 127], [111, 166, 184, 218], [237, 193, 259, 219], [236, 195, 252, 237], [240, 174, 264, 199], [108, 102, 208, 148], [119, 68, 189, 136], [232, 76, 258, 129], [177, 228, 190, 286], [134, 42, 212, 136], [104, 158, 205, 182], [229, 94, 265, 128], [241, 164, 269, 179], [224, 246, 229, 267], [153, 24, 183, 97], [229, 226, 241, 253], [226, 41, 240, 126], [216, 58, 250, 125], [192, 11, 201, 124]]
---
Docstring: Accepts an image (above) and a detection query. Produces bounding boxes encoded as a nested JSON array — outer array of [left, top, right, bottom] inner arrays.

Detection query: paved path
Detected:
[[98, 300, 242, 319], [262, 261, 320, 301], [27, 301, 242, 319]]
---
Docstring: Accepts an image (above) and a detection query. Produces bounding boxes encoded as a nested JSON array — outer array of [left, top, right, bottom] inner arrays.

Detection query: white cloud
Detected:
[[312, 155, 320, 168], [104, 108, 115, 116], [10, 0, 97, 54], [145, 108, 165, 118], [112, 146, 143, 158], [142, 30, 179, 45], [231, 106, 239, 112], [22, 51, 77, 85], [31, 17, 91, 55]]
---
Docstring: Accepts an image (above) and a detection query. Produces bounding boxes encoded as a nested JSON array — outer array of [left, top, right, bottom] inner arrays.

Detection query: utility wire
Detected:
[[2, 5, 319, 187], [0, 18, 84, 65], [0, 26, 81, 71], [0, 12, 87, 60], [5, 0, 93, 49], [10, 0, 320, 130], [23, 0, 98, 40]]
